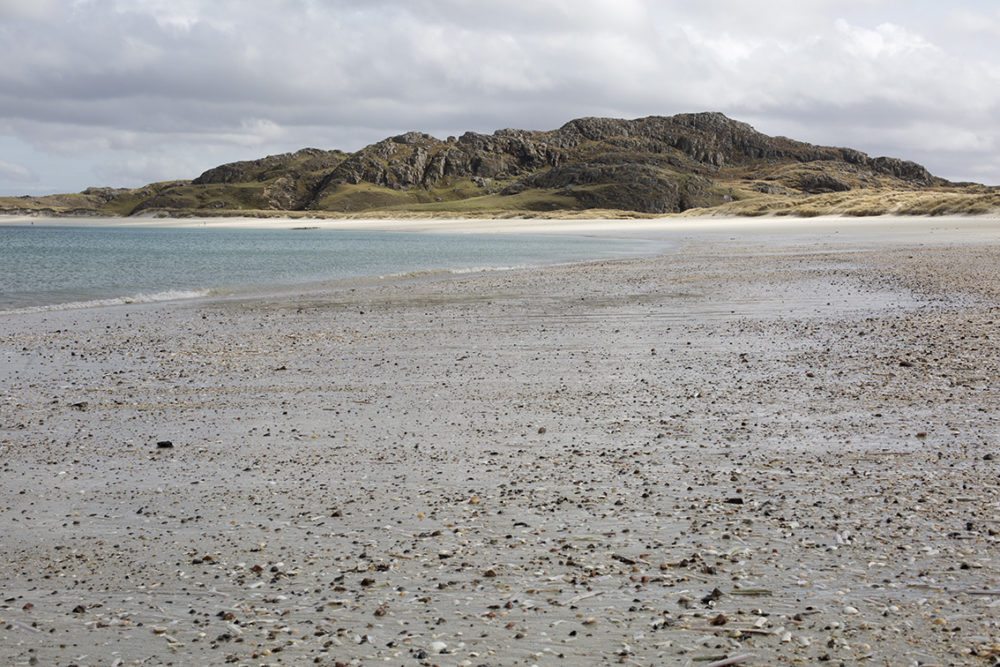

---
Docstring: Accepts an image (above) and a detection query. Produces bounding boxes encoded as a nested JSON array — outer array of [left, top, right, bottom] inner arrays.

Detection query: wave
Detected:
[[0, 288, 212, 315], [375, 264, 527, 280], [350, 259, 614, 285]]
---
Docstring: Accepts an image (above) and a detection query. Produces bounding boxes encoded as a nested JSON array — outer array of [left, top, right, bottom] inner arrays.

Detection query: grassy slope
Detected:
[[4, 140, 999, 218], [311, 184, 579, 214], [681, 185, 1000, 218], [6, 183, 1000, 219], [0, 192, 112, 213]]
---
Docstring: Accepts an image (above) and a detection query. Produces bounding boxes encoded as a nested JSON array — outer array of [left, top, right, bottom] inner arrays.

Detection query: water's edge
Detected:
[[0, 224, 663, 313]]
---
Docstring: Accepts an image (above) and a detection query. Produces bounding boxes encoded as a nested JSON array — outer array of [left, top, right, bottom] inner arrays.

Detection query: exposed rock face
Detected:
[[305, 112, 943, 213], [546, 113, 778, 167], [143, 147, 352, 212], [868, 156, 935, 183], [315, 129, 565, 195], [505, 163, 716, 214], [193, 148, 344, 185], [10, 112, 947, 216]]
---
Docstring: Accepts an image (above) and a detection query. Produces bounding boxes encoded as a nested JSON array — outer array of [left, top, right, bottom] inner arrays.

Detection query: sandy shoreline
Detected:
[[2, 219, 1000, 665], [2, 211, 1000, 238]]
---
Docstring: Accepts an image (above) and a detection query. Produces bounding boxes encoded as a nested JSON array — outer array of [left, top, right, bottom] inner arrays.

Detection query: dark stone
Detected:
[[701, 587, 724, 605]]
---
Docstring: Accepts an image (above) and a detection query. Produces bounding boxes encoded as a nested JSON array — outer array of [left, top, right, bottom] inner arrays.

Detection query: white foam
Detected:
[[359, 265, 529, 284], [1, 289, 211, 315], [449, 264, 524, 275]]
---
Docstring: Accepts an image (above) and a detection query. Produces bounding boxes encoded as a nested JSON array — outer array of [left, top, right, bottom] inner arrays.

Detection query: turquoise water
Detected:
[[0, 225, 655, 312]]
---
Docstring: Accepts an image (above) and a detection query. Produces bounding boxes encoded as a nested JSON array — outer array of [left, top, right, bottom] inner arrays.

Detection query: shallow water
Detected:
[[0, 224, 655, 311]]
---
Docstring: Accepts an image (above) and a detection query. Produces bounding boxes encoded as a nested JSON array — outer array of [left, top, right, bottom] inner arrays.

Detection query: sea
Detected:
[[0, 223, 656, 313]]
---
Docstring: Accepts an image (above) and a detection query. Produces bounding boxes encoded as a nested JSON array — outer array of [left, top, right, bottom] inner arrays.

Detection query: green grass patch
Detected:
[[310, 183, 422, 212], [386, 188, 580, 214]]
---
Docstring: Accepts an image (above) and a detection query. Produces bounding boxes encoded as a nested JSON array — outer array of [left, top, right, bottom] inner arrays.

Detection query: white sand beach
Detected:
[[1, 216, 999, 665], [3, 211, 1000, 238]]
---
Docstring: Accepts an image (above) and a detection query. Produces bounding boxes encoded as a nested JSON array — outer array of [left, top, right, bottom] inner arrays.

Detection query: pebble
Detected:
[[2, 236, 998, 666]]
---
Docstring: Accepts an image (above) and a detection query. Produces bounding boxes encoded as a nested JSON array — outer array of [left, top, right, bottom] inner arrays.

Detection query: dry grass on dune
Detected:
[[683, 188, 1000, 218], [5, 186, 1000, 221], [144, 190, 1000, 220], [127, 207, 659, 221]]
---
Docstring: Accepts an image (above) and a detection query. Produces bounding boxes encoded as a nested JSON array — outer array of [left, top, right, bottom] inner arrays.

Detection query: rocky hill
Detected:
[[3, 112, 997, 217]]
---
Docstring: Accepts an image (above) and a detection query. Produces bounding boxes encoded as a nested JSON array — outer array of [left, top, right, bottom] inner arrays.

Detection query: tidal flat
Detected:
[[1, 217, 999, 666]]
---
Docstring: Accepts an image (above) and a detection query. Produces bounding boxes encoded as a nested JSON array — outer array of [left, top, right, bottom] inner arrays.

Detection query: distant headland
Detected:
[[2, 112, 998, 218]]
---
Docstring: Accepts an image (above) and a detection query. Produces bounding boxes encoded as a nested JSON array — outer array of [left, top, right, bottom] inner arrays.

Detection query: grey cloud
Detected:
[[0, 0, 57, 21], [2, 0, 999, 193], [0, 159, 36, 182]]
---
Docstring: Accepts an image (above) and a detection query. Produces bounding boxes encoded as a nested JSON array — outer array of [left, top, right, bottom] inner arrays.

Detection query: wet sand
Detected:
[[2, 218, 1000, 666]]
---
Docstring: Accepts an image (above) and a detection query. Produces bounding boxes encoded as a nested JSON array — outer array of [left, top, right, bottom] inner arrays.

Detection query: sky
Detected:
[[2, 0, 1000, 195]]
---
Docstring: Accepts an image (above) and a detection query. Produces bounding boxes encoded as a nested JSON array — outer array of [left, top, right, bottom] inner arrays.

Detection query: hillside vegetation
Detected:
[[3, 113, 997, 218]]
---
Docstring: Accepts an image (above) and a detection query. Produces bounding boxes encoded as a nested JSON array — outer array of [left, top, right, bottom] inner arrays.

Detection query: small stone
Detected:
[[710, 613, 728, 626], [537, 426, 546, 434], [428, 641, 447, 653], [844, 605, 860, 614], [701, 588, 724, 605], [156, 440, 174, 449], [72, 605, 86, 613], [984, 453, 995, 461]]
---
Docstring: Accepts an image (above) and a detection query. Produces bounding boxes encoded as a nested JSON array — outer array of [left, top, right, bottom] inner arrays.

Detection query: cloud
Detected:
[[93, 152, 221, 187], [0, 0, 57, 21], [0, 159, 37, 183], [2, 0, 1000, 193]]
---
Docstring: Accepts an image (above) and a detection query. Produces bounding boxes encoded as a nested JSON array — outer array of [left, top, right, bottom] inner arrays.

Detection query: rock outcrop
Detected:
[[303, 112, 944, 213], [1, 112, 957, 216], [193, 148, 345, 185]]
